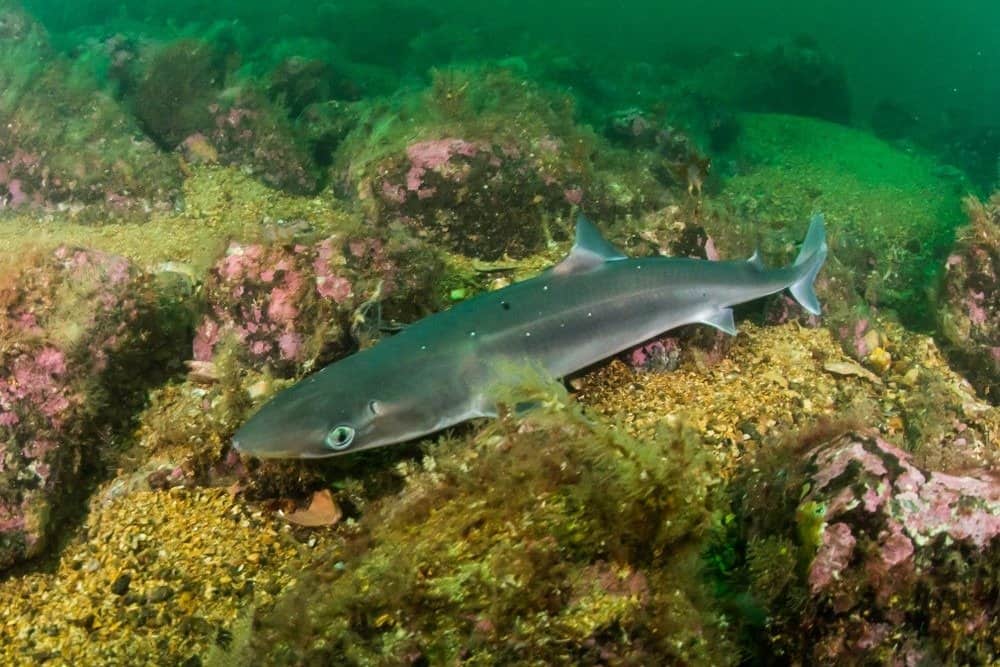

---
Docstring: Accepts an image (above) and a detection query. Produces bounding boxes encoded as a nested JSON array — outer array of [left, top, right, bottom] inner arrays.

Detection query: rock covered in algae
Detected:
[[0, 0, 180, 216], [937, 194, 1000, 402], [130, 39, 320, 194], [733, 428, 999, 664], [235, 387, 734, 666], [0, 247, 186, 570], [336, 66, 670, 260], [718, 112, 966, 324], [194, 231, 445, 376]]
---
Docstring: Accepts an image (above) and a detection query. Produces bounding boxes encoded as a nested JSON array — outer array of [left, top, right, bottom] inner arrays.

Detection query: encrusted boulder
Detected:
[[193, 232, 444, 376], [937, 195, 1000, 402], [367, 135, 586, 259], [335, 68, 671, 260], [735, 429, 999, 664], [0, 1, 180, 216], [131, 39, 318, 194], [0, 247, 186, 569]]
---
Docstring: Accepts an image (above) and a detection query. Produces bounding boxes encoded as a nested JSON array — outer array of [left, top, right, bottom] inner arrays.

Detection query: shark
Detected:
[[232, 214, 827, 458]]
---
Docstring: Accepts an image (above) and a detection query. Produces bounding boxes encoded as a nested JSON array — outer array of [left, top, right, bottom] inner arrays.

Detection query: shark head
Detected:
[[231, 354, 443, 459], [232, 365, 399, 459]]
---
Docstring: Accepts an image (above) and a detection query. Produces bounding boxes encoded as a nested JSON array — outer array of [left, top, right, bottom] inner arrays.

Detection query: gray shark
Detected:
[[233, 214, 827, 458]]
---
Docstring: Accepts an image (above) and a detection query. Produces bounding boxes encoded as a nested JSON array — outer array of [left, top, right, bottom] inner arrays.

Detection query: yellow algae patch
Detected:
[[0, 166, 355, 275], [0, 487, 325, 666]]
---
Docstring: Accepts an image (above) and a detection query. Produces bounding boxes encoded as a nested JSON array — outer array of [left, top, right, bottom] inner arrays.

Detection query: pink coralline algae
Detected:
[[404, 138, 480, 196], [804, 433, 998, 580], [368, 135, 587, 260], [0, 247, 169, 570], [0, 4, 179, 216], [937, 195, 999, 401], [202, 97, 318, 194], [627, 336, 681, 372], [784, 430, 999, 662], [195, 236, 399, 375]]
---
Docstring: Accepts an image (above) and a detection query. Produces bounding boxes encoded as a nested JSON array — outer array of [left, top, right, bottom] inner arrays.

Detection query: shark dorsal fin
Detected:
[[747, 248, 765, 270], [552, 216, 627, 275]]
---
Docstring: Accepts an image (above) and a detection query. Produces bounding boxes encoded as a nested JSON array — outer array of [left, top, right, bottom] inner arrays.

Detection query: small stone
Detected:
[[110, 573, 131, 596], [147, 585, 174, 603], [867, 347, 892, 374], [246, 380, 273, 401], [862, 328, 882, 354]]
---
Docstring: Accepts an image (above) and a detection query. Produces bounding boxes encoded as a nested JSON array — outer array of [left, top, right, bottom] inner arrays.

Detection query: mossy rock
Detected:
[[719, 113, 967, 325], [236, 386, 734, 665]]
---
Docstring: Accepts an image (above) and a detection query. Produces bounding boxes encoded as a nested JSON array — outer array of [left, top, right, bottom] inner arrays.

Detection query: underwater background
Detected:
[[0, 0, 997, 664]]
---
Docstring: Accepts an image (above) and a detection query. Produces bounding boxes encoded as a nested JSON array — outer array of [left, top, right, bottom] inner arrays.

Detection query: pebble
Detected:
[[147, 585, 174, 604], [111, 573, 131, 596], [0, 487, 314, 664]]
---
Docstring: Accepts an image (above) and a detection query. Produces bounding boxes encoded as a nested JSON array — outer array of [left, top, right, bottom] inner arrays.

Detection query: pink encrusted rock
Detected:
[[745, 429, 999, 663], [937, 195, 1000, 401], [202, 93, 318, 194], [807, 521, 856, 593], [0, 4, 179, 217], [0, 247, 177, 570], [626, 336, 681, 372], [804, 432, 999, 583], [194, 233, 438, 376], [362, 134, 587, 260]]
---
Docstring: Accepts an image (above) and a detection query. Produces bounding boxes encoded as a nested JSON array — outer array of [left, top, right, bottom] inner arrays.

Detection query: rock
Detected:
[[131, 39, 319, 194], [266, 56, 359, 117], [0, 2, 180, 217], [734, 429, 1000, 664], [133, 39, 226, 150], [193, 232, 444, 376], [604, 108, 662, 149], [200, 89, 319, 194], [111, 573, 131, 596], [336, 67, 671, 260], [0, 247, 186, 570], [937, 195, 1000, 402], [366, 135, 584, 259], [147, 585, 174, 604]]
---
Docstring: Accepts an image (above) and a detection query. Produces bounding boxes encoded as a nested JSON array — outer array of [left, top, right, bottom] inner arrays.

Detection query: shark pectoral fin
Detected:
[[700, 308, 737, 335]]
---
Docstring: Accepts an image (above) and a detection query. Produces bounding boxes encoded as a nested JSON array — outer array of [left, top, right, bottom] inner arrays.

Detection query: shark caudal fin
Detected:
[[788, 214, 828, 315]]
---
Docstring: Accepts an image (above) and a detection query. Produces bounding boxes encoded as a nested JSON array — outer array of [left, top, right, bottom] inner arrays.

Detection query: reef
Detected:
[[0, 4, 996, 665]]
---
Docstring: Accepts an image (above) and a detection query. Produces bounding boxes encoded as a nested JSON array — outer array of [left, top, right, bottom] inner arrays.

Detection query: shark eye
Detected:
[[368, 400, 384, 416], [325, 425, 355, 450]]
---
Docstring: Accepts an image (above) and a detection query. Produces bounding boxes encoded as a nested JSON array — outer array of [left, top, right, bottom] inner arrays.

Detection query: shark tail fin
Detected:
[[788, 214, 828, 316]]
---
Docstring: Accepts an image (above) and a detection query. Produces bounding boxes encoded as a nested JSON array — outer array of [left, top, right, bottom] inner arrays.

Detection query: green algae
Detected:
[[719, 113, 968, 325], [233, 380, 734, 666]]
